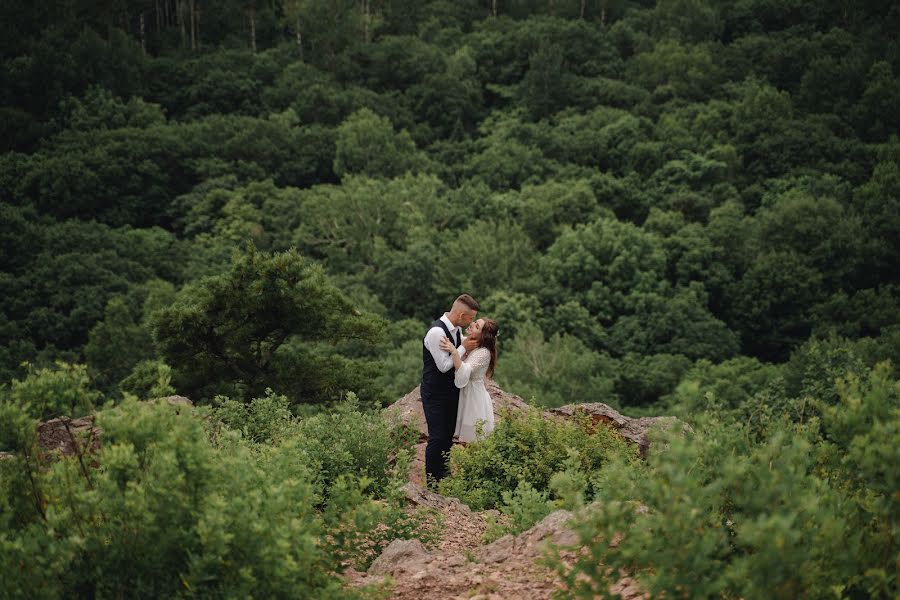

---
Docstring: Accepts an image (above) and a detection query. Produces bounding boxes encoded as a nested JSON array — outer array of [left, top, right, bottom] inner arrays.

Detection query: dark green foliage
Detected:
[[151, 247, 383, 403], [1, 3, 898, 595]]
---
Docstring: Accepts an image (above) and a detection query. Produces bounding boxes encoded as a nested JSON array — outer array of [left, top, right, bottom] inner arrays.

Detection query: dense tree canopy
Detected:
[[1, 3, 898, 598], [0, 0, 897, 409]]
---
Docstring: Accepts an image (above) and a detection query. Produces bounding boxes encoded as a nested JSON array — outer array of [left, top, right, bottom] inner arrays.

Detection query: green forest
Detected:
[[1, 0, 898, 597]]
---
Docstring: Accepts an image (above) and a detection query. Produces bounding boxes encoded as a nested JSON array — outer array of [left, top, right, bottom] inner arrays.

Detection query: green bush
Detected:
[[0, 398, 356, 599], [291, 392, 419, 501], [439, 406, 640, 511], [554, 363, 899, 600], [213, 387, 294, 444], [7, 362, 102, 420]]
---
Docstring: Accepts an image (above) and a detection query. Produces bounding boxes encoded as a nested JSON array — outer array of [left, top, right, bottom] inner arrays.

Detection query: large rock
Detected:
[[477, 509, 577, 564], [37, 416, 102, 459], [550, 403, 692, 457], [367, 538, 431, 576], [385, 381, 690, 459], [404, 481, 472, 513]]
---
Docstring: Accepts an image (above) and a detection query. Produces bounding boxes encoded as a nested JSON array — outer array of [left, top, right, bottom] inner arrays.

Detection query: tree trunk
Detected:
[[189, 0, 196, 51], [492, 0, 498, 17], [297, 19, 303, 60], [581, 0, 586, 19], [194, 2, 201, 51], [249, 6, 256, 52], [155, 0, 161, 33], [140, 12, 146, 54], [363, 0, 370, 43], [178, 0, 186, 48]]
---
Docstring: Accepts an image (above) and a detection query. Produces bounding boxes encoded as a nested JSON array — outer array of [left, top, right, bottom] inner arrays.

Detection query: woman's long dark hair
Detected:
[[479, 318, 499, 378]]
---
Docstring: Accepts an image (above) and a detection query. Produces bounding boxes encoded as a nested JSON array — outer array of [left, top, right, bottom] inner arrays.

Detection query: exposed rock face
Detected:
[[404, 482, 472, 514], [354, 503, 647, 599], [385, 381, 690, 463], [161, 395, 193, 409], [477, 509, 577, 564], [550, 403, 693, 457], [36, 416, 102, 458], [368, 538, 431, 576]]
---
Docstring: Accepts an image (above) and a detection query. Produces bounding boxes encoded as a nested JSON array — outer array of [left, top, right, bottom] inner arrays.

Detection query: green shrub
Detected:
[[0, 398, 356, 599], [439, 406, 640, 510], [483, 480, 554, 543], [291, 392, 419, 502], [554, 364, 899, 599], [213, 387, 293, 444], [118, 359, 176, 399], [8, 362, 102, 420]]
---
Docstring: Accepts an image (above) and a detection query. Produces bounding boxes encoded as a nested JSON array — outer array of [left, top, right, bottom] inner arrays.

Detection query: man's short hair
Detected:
[[454, 294, 480, 311]]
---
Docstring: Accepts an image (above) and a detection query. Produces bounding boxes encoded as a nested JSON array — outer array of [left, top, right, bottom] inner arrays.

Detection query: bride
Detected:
[[438, 318, 500, 442]]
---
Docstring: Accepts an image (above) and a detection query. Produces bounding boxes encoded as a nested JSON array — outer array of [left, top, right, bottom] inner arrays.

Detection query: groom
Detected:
[[421, 294, 479, 488]]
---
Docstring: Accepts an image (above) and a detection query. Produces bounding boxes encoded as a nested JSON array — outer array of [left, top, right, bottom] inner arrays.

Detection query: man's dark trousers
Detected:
[[421, 319, 460, 487]]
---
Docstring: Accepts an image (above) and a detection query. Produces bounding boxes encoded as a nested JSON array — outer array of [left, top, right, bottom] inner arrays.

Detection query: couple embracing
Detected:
[[421, 294, 500, 487]]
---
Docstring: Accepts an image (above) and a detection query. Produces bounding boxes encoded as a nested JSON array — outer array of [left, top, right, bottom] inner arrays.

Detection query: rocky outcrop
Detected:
[[385, 381, 690, 466], [404, 482, 473, 514], [354, 504, 647, 599], [385, 380, 531, 440], [28, 397, 194, 461], [550, 403, 692, 457], [477, 509, 577, 564], [368, 538, 432, 577], [36, 416, 102, 459]]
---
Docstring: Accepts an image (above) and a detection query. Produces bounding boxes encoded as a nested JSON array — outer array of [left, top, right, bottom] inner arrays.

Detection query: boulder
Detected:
[[477, 509, 576, 564], [367, 538, 431, 576], [36, 416, 102, 459], [404, 482, 472, 514], [550, 403, 692, 457], [385, 382, 690, 459]]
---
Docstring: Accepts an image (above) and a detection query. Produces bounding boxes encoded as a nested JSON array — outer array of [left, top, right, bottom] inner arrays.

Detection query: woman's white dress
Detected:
[[454, 347, 495, 442]]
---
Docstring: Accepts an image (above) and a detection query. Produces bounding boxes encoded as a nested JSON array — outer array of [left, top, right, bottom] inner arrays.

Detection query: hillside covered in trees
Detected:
[[1, 0, 898, 598]]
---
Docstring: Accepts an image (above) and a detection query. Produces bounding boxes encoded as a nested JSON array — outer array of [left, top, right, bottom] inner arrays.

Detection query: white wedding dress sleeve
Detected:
[[454, 348, 495, 443]]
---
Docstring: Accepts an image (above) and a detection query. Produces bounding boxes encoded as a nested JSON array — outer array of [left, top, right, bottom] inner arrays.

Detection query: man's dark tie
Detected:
[[455, 330, 461, 347]]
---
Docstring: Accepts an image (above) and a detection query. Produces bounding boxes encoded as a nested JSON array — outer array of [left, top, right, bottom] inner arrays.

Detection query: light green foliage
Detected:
[[0, 399, 349, 598], [556, 362, 899, 599], [539, 217, 667, 318], [483, 481, 554, 543], [333, 108, 426, 179], [432, 219, 537, 302], [118, 359, 176, 399], [497, 321, 616, 408], [213, 388, 293, 444], [439, 405, 639, 510], [666, 355, 781, 413], [632, 39, 722, 100], [0, 394, 429, 596], [7, 362, 101, 420]]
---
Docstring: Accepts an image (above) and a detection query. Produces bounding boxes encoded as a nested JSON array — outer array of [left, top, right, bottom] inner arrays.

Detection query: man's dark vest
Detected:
[[421, 319, 460, 400]]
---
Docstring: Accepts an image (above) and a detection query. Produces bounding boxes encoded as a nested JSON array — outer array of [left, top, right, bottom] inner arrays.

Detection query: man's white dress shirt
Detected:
[[423, 313, 467, 373]]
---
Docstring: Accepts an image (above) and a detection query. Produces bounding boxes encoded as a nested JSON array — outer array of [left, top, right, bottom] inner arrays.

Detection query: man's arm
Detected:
[[424, 328, 464, 373]]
